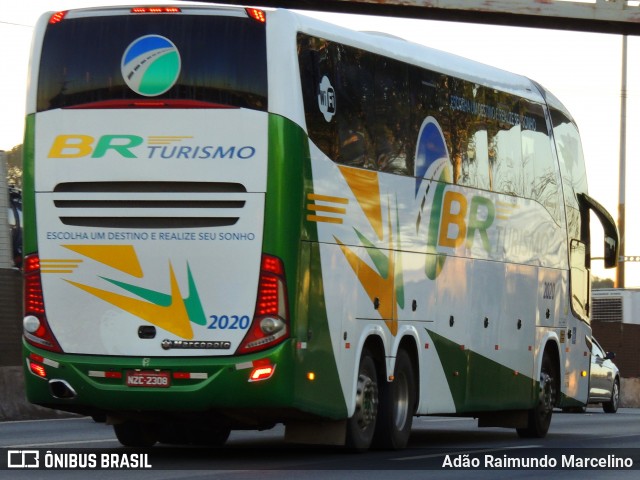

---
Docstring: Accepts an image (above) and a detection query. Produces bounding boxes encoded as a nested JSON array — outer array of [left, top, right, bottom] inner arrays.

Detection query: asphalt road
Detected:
[[1, 408, 639, 479]]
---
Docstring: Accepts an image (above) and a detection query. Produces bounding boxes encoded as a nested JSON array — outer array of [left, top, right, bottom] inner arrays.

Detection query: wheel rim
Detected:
[[393, 372, 410, 430], [612, 382, 619, 409], [539, 371, 555, 417], [355, 373, 378, 430]]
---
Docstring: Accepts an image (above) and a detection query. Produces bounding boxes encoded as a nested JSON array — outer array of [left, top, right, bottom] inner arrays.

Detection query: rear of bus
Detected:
[[22, 5, 307, 442]]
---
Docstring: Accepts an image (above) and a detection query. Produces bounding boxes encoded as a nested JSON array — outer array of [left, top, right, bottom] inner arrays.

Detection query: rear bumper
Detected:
[[23, 338, 299, 424]]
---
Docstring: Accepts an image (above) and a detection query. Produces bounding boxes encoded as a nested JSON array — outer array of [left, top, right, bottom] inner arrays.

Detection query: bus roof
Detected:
[[32, 4, 575, 121], [279, 9, 574, 119]]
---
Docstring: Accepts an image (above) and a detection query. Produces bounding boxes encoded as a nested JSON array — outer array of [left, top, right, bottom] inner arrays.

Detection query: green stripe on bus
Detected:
[[265, 114, 346, 418], [23, 114, 37, 255], [427, 329, 536, 412]]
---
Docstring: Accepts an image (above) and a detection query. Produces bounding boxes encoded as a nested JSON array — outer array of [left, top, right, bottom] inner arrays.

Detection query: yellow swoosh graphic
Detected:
[[335, 205, 398, 336], [65, 263, 194, 339], [338, 166, 383, 241], [63, 244, 144, 278]]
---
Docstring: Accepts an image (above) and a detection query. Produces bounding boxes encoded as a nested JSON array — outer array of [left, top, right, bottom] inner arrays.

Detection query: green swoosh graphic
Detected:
[[101, 262, 207, 326]]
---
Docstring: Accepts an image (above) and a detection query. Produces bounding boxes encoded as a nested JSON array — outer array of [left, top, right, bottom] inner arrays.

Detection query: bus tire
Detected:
[[113, 421, 158, 447], [345, 348, 379, 451], [603, 379, 620, 413], [517, 353, 556, 438], [373, 348, 416, 450]]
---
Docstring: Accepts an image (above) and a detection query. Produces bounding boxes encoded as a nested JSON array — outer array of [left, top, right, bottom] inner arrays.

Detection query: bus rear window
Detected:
[[37, 14, 267, 111]]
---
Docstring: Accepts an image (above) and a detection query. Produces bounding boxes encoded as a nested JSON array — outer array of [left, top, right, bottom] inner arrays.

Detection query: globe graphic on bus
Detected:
[[121, 35, 181, 96]]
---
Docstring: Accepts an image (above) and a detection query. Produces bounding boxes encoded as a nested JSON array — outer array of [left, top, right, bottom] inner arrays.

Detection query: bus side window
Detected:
[[551, 108, 588, 242]]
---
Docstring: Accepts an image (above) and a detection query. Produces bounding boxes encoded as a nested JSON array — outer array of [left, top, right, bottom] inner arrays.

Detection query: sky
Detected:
[[1, 1, 639, 285]]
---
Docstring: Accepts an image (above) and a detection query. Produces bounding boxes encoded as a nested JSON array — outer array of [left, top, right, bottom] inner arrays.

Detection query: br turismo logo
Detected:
[[121, 35, 181, 96]]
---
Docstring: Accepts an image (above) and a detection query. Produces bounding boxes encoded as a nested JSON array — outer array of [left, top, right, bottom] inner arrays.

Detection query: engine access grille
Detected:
[[52, 181, 247, 229], [591, 295, 623, 323]]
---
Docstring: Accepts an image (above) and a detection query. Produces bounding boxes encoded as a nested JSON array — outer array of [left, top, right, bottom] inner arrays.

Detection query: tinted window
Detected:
[[38, 14, 267, 111], [520, 101, 562, 223], [298, 33, 562, 223], [551, 108, 587, 240]]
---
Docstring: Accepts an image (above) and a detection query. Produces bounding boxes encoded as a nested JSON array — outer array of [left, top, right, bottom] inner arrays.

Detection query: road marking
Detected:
[[2, 438, 115, 449], [392, 444, 541, 461], [598, 432, 640, 439]]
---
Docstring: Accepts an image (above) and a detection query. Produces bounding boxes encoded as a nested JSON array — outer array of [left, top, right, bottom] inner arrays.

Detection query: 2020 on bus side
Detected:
[[22, 6, 618, 450]]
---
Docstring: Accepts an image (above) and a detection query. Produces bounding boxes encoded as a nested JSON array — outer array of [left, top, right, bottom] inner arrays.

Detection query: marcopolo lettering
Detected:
[[161, 339, 232, 350], [48, 134, 256, 160]]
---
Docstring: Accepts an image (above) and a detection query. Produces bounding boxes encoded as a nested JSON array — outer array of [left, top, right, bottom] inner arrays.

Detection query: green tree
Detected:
[[6, 144, 22, 188], [592, 276, 614, 289]]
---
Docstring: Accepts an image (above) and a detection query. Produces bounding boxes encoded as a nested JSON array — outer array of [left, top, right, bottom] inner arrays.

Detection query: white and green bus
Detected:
[[23, 5, 619, 449]]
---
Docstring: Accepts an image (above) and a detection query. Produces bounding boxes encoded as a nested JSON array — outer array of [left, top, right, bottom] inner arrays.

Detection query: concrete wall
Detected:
[[0, 268, 22, 367], [0, 152, 12, 268], [0, 366, 78, 421]]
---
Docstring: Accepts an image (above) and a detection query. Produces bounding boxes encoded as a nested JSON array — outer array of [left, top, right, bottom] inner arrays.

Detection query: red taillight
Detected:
[[23, 254, 63, 353], [49, 11, 68, 24], [24, 255, 44, 315], [237, 254, 289, 354], [131, 7, 181, 14], [249, 365, 276, 382], [246, 8, 266, 23], [256, 275, 279, 316], [29, 361, 47, 379], [261, 255, 284, 276]]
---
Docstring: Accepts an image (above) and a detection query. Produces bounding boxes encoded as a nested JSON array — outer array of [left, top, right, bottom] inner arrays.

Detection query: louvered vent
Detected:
[[52, 182, 246, 229], [591, 295, 623, 323]]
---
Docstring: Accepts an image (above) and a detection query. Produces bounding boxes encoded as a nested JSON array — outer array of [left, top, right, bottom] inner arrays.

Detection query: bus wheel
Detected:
[[517, 354, 556, 438], [346, 349, 379, 451], [373, 348, 416, 450], [113, 421, 157, 448], [603, 379, 620, 413]]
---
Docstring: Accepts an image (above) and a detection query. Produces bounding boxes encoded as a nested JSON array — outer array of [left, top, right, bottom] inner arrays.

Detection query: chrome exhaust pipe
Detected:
[[49, 379, 77, 399]]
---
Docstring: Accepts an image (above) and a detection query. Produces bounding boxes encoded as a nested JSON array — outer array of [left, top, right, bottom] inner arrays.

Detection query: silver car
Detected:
[[587, 337, 620, 413]]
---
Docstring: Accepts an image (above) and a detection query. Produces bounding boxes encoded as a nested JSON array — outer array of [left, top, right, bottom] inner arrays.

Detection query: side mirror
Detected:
[[605, 351, 616, 361], [578, 193, 619, 269], [604, 235, 618, 269]]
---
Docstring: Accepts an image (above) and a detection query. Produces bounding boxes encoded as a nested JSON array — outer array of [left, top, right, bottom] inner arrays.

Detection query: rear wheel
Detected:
[[113, 421, 157, 447], [345, 348, 379, 451], [603, 379, 620, 413], [373, 349, 416, 450], [517, 353, 556, 438]]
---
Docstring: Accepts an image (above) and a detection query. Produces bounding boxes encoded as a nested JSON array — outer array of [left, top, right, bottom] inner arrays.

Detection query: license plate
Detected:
[[126, 370, 171, 388]]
